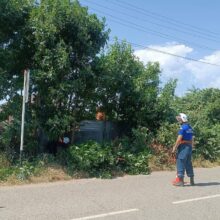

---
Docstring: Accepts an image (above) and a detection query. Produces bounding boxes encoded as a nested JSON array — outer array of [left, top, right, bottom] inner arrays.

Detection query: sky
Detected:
[[79, 0, 220, 96]]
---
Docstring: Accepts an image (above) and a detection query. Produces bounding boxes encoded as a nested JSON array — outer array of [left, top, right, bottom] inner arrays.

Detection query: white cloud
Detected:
[[186, 51, 220, 88], [135, 43, 192, 78], [134, 43, 220, 95]]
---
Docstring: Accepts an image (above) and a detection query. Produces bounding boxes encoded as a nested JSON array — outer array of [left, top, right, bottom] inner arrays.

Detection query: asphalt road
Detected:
[[0, 167, 220, 220]]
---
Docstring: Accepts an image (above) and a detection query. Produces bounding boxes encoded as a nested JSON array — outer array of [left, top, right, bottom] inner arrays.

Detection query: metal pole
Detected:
[[20, 69, 28, 165]]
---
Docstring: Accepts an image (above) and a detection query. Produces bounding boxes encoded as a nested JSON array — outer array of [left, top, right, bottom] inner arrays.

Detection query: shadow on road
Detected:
[[195, 182, 220, 187], [0, 207, 5, 209]]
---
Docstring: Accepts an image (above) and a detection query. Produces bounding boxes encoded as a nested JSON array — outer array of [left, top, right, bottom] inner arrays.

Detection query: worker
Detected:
[[172, 113, 195, 186]]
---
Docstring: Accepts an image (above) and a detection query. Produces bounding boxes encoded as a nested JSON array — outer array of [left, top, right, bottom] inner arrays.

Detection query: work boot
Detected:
[[173, 177, 184, 186], [190, 176, 195, 186], [172, 176, 179, 184]]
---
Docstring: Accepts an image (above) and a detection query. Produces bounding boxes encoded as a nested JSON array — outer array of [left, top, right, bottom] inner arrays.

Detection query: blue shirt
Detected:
[[178, 123, 194, 141]]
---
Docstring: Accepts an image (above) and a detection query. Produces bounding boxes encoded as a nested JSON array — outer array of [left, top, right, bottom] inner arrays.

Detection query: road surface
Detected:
[[0, 167, 220, 220]]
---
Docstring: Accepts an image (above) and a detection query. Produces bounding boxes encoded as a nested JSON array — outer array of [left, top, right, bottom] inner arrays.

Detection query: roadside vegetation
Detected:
[[0, 0, 220, 185]]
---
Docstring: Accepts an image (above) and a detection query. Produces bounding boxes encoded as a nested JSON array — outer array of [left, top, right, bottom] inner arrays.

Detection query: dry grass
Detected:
[[148, 155, 175, 171], [193, 158, 220, 168], [149, 154, 220, 172], [29, 166, 72, 184], [0, 165, 72, 186]]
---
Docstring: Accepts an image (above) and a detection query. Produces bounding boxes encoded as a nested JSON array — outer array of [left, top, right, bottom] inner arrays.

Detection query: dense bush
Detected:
[[155, 122, 179, 148], [66, 141, 114, 177], [193, 124, 220, 161], [66, 137, 150, 178], [130, 127, 153, 153], [112, 127, 151, 174], [118, 151, 150, 175]]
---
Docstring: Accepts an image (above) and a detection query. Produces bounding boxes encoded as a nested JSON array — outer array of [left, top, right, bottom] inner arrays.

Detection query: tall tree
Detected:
[[0, 0, 109, 152], [93, 40, 162, 130], [30, 0, 109, 138]]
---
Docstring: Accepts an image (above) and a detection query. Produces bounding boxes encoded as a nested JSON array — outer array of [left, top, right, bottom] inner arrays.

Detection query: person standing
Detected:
[[172, 113, 195, 186]]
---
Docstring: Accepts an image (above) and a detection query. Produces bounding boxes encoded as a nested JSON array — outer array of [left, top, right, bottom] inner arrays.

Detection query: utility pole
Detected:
[[20, 69, 30, 165]]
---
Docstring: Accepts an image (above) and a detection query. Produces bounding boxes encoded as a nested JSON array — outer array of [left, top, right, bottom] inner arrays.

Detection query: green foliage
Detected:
[[110, 127, 151, 174], [155, 79, 177, 124], [29, 0, 109, 139], [17, 161, 36, 180], [66, 139, 150, 177], [174, 88, 220, 127], [0, 0, 109, 149], [67, 141, 114, 177], [0, 152, 56, 182], [0, 120, 21, 161], [194, 124, 220, 161], [116, 150, 150, 175], [155, 122, 179, 148], [0, 168, 14, 181], [126, 126, 152, 153], [93, 40, 162, 129]]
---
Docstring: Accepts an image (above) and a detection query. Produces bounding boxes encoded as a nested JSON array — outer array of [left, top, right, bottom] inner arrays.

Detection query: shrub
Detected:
[[67, 141, 114, 177], [0, 153, 53, 182], [155, 122, 179, 148], [122, 151, 150, 174], [146, 123, 179, 169], [16, 162, 36, 180], [194, 124, 220, 161], [130, 126, 153, 153], [66, 139, 151, 177], [112, 132, 151, 175], [0, 167, 14, 181]]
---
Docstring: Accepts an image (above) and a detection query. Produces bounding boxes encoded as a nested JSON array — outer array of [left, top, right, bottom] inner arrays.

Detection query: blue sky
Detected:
[[79, 0, 220, 95]]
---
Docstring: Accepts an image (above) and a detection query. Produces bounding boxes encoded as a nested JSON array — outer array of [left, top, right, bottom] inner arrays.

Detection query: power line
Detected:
[[114, 38, 220, 67], [82, 0, 220, 43], [80, 0, 220, 66], [108, 0, 220, 38], [85, 6, 216, 51]]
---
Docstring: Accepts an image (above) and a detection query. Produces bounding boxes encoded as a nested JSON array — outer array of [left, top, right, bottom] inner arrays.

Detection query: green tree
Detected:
[[93, 40, 168, 131], [0, 0, 109, 154], [30, 0, 109, 139]]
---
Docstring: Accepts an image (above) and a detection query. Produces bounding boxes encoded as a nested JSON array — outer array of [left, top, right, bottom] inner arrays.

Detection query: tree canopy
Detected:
[[0, 0, 109, 142]]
